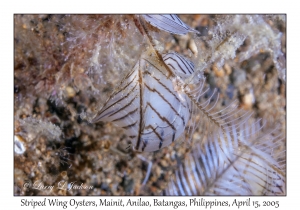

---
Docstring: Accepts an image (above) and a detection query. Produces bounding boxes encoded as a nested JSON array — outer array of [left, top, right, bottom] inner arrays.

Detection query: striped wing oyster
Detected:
[[92, 51, 194, 152]]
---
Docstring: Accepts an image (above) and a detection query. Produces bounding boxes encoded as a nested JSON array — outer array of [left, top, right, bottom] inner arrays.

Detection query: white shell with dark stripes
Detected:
[[92, 52, 195, 152], [162, 52, 195, 78], [142, 15, 199, 35]]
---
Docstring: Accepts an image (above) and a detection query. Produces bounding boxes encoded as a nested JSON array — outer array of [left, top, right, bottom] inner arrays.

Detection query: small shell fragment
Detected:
[[188, 39, 198, 57], [14, 135, 26, 155]]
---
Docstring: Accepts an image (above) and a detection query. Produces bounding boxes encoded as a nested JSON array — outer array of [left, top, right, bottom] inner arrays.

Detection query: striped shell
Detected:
[[142, 15, 199, 35], [162, 52, 195, 79], [92, 52, 195, 152]]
